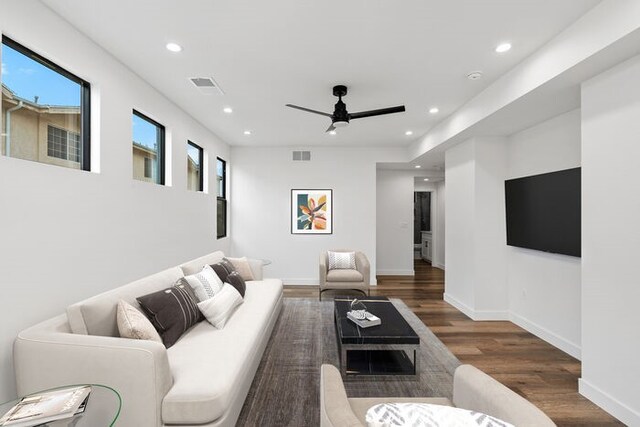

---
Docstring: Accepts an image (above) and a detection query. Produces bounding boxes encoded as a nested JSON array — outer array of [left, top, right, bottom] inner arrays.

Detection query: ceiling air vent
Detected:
[[189, 77, 224, 95], [292, 151, 311, 161]]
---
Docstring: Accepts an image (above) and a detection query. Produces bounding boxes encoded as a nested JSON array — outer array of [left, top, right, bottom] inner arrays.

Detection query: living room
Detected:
[[1, 0, 639, 426]]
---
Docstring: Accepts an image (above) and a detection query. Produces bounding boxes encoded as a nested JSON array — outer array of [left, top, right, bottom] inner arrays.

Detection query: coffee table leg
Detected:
[[341, 348, 347, 377]]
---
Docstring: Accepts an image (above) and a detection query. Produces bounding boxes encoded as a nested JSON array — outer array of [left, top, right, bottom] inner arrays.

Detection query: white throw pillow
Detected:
[[226, 256, 255, 281], [197, 284, 243, 329], [116, 299, 163, 344], [183, 265, 224, 302], [328, 251, 356, 270], [365, 403, 514, 427]]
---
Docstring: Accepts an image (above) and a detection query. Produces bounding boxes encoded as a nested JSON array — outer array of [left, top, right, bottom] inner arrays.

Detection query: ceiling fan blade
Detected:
[[285, 104, 333, 118], [325, 124, 336, 133], [349, 105, 406, 120]]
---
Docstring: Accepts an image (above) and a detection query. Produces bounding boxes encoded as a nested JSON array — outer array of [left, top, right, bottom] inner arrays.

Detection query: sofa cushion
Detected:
[[162, 279, 283, 425], [179, 251, 225, 276], [226, 271, 246, 297], [116, 299, 163, 343], [225, 256, 255, 281], [198, 284, 243, 329], [328, 251, 356, 270], [349, 398, 452, 425], [137, 281, 203, 348], [327, 269, 363, 283], [67, 266, 184, 336], [183, 265, 224, 302]]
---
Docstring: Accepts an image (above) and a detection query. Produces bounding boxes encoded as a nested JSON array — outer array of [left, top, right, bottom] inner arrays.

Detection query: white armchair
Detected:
[[319, 250, 370, 301]]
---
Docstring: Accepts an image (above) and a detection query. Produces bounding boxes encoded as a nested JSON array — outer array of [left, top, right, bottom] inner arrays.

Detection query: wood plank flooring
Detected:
[[284, 260, 623, 427]]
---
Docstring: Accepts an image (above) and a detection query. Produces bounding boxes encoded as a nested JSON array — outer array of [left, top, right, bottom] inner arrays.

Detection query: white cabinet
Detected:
[[421, 231, 432, 262]]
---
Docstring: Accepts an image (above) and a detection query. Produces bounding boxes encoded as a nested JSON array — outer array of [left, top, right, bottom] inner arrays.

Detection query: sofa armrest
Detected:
[[453, 364, 556, 427], [320, 364, 364, 427], [319, 253, 328, 287], [247, 258, 264, 280], [14, 315, 172, 427], [355, 252, 370, 286]]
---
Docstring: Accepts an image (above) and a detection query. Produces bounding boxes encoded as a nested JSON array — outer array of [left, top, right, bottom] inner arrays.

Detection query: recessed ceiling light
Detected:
[[414, 165, 421, 169], [467, 71, 483, 80], [223, 107, 233, 114], [429, 107, 439, 114], [495, 42, 512, 53], [423, 178, 430, 181], [166, 42, 182, 52], [405, 130, 413, 136], [244, 130, 252, 135], [329, 130, 337, 135]]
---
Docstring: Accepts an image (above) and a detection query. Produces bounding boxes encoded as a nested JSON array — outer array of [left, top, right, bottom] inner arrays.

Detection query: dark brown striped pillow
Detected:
[[136, 278, 203, 348]]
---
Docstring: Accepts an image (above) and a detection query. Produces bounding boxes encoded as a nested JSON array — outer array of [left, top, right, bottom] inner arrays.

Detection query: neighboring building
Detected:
[[187, 155, 200, 191], [132, 142, 158, 183], [1, 83, 81, 169]]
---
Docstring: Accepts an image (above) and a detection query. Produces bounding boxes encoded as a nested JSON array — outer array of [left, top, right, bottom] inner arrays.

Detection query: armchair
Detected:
[[319, 250, 370, 301]]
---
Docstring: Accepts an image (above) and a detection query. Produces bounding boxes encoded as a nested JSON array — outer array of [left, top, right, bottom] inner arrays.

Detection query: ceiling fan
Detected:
[[286, 85, 405, 133]]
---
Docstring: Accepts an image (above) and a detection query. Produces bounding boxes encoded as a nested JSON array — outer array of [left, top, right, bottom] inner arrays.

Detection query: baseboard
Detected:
[[443, 293, 509, 321], [376, 269, 415, 276], [579, 379, 640, 426], [509, 312, 581, 359], [432, 262, 445, 270]]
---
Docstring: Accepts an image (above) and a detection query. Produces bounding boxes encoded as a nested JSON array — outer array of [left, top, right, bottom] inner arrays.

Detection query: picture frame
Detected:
[[291, 189, 333, 234]]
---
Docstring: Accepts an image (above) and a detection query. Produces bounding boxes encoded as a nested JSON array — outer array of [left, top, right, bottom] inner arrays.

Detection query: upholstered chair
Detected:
[[319, 250, 370, 300]]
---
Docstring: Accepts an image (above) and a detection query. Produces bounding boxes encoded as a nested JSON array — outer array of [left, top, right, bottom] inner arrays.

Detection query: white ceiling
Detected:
[[42, 0, 599, 148]]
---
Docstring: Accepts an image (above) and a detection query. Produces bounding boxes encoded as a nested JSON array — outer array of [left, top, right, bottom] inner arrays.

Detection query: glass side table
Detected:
[[0, 384, 121, 426]]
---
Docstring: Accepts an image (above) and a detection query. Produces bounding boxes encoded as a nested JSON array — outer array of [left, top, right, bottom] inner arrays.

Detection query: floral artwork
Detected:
[[291, 189, 333, 234]]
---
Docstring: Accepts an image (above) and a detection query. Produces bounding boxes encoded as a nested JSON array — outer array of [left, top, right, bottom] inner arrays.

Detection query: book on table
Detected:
[[0, 385, 91, 427], [347, 310, 381, 328]]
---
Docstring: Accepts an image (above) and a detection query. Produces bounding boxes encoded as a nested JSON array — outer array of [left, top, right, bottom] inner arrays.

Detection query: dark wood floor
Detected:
[[284, 260, 622, 427]]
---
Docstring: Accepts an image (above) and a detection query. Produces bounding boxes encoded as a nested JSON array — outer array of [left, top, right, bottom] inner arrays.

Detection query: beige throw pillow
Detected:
[[117, 299, 162, 343], [226, 256, 255, 281]]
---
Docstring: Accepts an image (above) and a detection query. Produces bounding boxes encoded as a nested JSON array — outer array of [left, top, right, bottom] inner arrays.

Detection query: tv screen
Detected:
[[505, 167, 581, 257]]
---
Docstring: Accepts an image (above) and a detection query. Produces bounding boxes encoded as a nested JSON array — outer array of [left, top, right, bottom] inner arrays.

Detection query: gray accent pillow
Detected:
[[226, 271, 246, 298], [210, 259, 236, 283], [136, 280, 203, 348]]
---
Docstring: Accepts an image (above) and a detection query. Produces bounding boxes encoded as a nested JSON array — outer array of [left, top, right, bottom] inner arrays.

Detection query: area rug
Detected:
[[237, 298, 461, 426]]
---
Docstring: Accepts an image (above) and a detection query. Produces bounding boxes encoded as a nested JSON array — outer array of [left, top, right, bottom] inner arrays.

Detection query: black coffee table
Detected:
[[334, 296, 420, 379]]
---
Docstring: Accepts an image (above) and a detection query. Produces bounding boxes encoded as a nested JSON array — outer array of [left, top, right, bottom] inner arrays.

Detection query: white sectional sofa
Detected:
[[13, 251, 283, 427]]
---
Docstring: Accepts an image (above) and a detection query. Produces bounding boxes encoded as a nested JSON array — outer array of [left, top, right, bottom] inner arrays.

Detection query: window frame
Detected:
[[217, 157, 227, 239], [2, 36, 91, 170], [132, 109, 165, 185], [187, 140, 204, 192]]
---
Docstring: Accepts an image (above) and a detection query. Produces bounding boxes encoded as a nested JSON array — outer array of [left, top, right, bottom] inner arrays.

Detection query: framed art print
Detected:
[[291, 189, 333, 234]]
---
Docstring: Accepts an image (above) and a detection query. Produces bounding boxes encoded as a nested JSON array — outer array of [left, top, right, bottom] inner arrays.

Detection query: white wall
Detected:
[[444, 137, 509, 319], [0, 1, 230, 401], [230, 146, 406, 284], [377, 170, 414, 275], [506, 109, 582, 358], [580, 54, 640, 426], [444, 139, 477, 312]]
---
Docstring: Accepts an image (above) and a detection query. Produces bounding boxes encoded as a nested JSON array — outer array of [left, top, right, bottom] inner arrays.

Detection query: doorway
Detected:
[[414, 192, 431, 261]]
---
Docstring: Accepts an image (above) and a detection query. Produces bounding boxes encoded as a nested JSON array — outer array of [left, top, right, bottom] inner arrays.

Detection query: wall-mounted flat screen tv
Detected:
[[505, 167, 581, 257]]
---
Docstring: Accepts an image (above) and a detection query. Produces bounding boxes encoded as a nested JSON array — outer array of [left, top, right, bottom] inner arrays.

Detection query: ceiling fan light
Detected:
[[333, 121, 349, 128]]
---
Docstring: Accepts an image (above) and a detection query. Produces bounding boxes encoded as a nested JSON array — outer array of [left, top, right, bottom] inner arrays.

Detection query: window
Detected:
[[187, 141, 203, 192], [217, 157, 227, 238], [1, 36, 90, 170], [132, 110, 164, 184], [47, 125, 81, 162]]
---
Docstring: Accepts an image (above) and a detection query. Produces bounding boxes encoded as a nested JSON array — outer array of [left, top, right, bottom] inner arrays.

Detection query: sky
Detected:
[[1, 44, 80, 106], [132, 114, 160, 151]]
